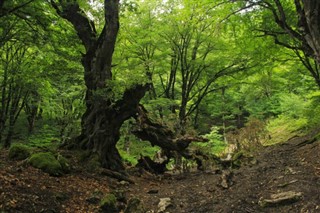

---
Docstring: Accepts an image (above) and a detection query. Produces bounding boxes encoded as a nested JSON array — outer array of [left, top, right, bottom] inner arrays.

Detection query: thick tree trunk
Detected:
[[76, 83, 148, 170], [300, 0, 320, 64], [51, 0, 149, 171]]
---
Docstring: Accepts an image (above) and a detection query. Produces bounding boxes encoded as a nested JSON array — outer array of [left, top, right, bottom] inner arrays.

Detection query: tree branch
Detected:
[[0, 0, 36, 17], [50, 0, 97, 51]]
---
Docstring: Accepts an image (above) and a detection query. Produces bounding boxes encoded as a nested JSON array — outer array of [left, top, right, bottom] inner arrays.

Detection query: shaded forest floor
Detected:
[[1, 133, 320, 213]]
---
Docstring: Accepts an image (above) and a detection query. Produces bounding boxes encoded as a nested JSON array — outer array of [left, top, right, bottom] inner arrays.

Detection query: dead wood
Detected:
[[133, 105, 208, 152], [136, 155, 167, 174], [132, 105, 210, 173]]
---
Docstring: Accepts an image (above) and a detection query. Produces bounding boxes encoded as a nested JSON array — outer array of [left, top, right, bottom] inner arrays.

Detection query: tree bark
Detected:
[[132, 105, 209, 171], [299, 0, 320, 64], [51, 0, 149, 171], [257, 0, 320, 66]]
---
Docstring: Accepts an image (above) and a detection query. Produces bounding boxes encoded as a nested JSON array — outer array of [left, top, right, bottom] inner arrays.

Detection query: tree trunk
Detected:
[[300, 0, 320, 64], [76, 83, 148, 170], [4, 115, 14, 148], [51, 0, 149, 171], [77, 87, 146, 170]]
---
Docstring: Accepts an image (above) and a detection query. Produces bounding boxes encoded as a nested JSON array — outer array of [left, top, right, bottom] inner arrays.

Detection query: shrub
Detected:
[[226, 118, 266, 151], [28, 152, 63, 176], [8, 144, 31, 160], [198, 126, 226, 155]]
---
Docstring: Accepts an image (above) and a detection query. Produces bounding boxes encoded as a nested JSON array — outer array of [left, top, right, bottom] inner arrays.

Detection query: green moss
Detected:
[[57, 154, 71, 173], [232, 151, 244, 161], [76, 151, 102, 172], [28, 152, 63, 176], [100, 193, 118, 212], [77, 150, 91, 162], [8, 144, 31, 160], [231, 151, 244, 168], [86, 154, 102, 172]]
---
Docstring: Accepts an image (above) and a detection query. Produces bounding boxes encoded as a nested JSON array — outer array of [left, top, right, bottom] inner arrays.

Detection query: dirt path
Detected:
[[125, 137, 320, 212], [1, 136, 320, 212]]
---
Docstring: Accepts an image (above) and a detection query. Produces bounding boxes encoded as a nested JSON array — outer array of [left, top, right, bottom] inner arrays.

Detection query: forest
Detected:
[[1, 0, 320, 212]]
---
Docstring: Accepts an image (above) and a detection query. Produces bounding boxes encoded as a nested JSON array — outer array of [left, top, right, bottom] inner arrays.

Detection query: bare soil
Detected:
[[1, 134, 320, 213]]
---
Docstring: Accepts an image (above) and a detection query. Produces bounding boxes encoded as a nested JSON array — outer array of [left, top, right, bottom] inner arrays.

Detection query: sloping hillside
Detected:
[[1, 133, 320, 213]]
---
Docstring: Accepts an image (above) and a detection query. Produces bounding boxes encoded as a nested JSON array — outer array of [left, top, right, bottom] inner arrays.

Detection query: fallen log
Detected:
[[132, 105, 212, 173], [133, 105, 208, 152], [136, 155, 168, 174]]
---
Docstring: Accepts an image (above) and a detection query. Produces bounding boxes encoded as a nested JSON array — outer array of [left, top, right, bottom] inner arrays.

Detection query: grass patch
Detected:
[[264, 115, 307, 145]]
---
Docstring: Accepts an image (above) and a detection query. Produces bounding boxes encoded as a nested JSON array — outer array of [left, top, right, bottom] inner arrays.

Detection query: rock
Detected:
[[100, 193, 118, 213], [112, 189, 126, 203], [8, 143, 31, 160], [119, 180, 130, 186], [124, 197, 145, 213], [57, 154, 71, 173], [259, 191, 302, 207], [147, 189, 159, 194], [220, 170, 233, 189], [28, 152, 63, 176], [87, 190, 104, 204], [157, 198, 173, 213]]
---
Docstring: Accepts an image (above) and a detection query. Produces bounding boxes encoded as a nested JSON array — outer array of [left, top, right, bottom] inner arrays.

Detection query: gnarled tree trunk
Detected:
[[133, 105, 210, 172], [51, 0, 149, 171]]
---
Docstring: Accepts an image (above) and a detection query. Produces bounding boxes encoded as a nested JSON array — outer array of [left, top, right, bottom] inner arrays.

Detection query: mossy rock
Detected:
[[28, 152, 63, 176], [86, 154, 102, 172], [57, 154, 71, 173], [124, 197, 145, 213], [231, 151, 244, 168], [8, 144, 31, 160], [100, 193, 118, 213]]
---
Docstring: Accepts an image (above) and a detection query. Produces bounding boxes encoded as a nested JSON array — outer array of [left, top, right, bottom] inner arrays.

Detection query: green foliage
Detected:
[[226, 118, 266, 152], [117, 137, 160, 165], [266, 115, 307, 145], [264, 93, 309, 145], [196, 127, 226, 155], [28, 152, 63, 176], [8, 144, 31, 160], [1, 0, 320, 164], [26, 123, 60, 149], [118, 150, 138, 165], [278, 93, 307, 118], [304, 91, 320, 127]]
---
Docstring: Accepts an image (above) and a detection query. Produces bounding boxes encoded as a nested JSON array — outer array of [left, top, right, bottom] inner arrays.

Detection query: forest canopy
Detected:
[[0, 0, 320, 172]]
